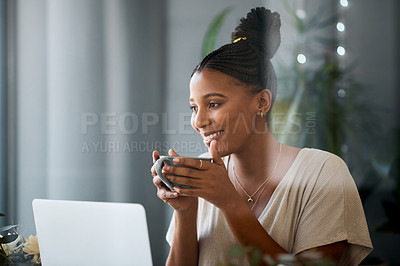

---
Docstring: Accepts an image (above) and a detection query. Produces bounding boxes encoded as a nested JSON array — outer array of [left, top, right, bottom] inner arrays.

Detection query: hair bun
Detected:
[[231, 7, 281, 59]]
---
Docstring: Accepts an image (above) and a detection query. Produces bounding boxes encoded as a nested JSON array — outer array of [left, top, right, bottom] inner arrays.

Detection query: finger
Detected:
[[168, 148, 179, 156], [171, 157, 211, 170], [151, 164, 157, 177], [210, 140, 224, 166], [153, 176, 175, 194], [153, 176, 163, 187], [152, 150, 160, 163], [157, 187, 179, 201], [163, 164, 203, 178], [165, 174, 202, 188], [173, 186, 198, 197], [151, 151, 160, 176], [151, 163, 160, 177], [153, 175, 171, 189]]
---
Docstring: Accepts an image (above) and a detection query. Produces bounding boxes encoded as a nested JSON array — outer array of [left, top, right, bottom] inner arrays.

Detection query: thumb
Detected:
[[152, 150, 160, 163], [210, 140, 223, 165], [168, 148, 179, 156]]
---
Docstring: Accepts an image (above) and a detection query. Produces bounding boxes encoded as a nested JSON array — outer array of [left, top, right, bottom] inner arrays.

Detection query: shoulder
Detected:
[[293, 148, 354, 192], [301, 148, 345, 163], [300, 148, 349, 174]]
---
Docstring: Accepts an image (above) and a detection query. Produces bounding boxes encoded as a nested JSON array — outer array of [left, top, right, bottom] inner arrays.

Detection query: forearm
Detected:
[[166, 209, 199, 266], [223, 201, 346, 265]]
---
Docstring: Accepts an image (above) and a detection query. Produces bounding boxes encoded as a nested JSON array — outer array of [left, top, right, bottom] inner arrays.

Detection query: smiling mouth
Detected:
[[202, 130, 224, 143]]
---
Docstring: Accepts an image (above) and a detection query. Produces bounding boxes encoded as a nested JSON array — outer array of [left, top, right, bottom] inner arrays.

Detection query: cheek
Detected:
[[226, 111, 254, 135]]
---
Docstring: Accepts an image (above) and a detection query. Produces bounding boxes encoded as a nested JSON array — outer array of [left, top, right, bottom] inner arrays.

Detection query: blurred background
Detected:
[[0, 0, 399, 265]]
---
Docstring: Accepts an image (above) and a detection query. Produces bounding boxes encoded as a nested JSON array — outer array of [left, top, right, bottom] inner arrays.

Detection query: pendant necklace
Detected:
[[232, 143, 282, 204]]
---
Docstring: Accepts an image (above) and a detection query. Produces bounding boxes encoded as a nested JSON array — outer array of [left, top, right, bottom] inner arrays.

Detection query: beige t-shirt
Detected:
[[166, 148, 373, 265]]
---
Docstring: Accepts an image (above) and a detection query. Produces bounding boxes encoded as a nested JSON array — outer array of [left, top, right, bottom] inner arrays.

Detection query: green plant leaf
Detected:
[[249, 249, 262, 266], [282, 0, 297, 27], [201, 7, 232, 58], [303, 5, 325, 32], [315, 13, 339, 29], [228, 245, 250, 257], [294, 15, 305, 33]]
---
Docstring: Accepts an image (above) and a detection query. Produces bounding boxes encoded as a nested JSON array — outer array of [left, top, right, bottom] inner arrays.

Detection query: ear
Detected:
[[256, 89, 272, 115]]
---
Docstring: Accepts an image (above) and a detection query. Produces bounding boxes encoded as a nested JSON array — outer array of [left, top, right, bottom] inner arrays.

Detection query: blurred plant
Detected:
[[274, 2, 400, 241], [201, 7, 232, 58], [0, 213, 41, 265], [374, 128, 400, 234], [200, 3, 380, 168], [273, 1, 380, 161], [22, 235, 41, 264]]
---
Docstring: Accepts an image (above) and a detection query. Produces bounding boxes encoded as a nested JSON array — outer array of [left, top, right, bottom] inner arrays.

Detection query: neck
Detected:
[[231, 131, 280, 183]]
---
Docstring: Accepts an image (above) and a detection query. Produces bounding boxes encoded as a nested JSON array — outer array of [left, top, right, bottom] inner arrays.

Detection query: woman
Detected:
[[151, 7, 372, 266]]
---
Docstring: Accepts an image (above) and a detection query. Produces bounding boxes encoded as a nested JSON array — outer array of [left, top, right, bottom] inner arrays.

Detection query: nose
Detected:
[[191, 108, 211, 129]]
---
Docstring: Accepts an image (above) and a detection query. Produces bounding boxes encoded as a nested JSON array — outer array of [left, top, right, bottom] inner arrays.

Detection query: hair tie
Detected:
[[233, 37, 247, 43]]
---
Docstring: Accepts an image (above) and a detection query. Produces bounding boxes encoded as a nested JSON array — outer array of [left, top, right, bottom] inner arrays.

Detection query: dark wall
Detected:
[[347, 1, 400, 264]]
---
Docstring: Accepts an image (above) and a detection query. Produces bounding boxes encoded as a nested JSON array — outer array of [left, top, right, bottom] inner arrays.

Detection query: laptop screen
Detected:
[[33, 199, 153, 266]]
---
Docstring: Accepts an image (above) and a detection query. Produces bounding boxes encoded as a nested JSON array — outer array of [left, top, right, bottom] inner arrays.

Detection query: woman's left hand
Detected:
[[163, 140, 240, 210]]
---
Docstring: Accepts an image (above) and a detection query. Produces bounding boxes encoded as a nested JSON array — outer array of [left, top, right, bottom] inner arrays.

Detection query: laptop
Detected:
[[32, 199, 153, 266]]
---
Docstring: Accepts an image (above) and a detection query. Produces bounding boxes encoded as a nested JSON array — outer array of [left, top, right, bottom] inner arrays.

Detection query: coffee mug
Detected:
[[155, 156, 212, 191]]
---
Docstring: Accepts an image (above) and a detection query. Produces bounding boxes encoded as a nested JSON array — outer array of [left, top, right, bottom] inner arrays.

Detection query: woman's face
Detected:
[[189, 69, 261, 156]]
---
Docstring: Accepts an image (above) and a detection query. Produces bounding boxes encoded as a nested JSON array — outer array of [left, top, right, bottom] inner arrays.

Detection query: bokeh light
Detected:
[[340, 0, 349, 7], [336, 22, 345, 32], [297, 54, 307, 64], [337, 46, 346, 56]]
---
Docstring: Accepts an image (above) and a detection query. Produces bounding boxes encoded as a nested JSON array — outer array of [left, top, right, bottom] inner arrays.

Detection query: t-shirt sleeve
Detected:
[[293, 154, 373, 265]]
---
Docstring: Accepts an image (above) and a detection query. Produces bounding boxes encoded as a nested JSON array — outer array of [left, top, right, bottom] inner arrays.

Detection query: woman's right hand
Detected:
[[151, 149, 198, 213]]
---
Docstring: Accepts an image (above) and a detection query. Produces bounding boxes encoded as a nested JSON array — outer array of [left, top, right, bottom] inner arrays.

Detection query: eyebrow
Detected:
[[190, 93, 228, 102]]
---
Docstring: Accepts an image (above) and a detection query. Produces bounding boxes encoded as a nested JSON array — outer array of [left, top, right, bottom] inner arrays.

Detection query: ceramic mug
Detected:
[[155, 156, 212, 191]]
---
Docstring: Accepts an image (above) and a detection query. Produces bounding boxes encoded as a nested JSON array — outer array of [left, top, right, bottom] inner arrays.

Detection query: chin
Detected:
[[206, 141, 231, 158]]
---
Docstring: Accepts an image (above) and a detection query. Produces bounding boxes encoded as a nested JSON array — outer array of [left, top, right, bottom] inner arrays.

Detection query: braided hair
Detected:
[[192, 7, 281, 118]]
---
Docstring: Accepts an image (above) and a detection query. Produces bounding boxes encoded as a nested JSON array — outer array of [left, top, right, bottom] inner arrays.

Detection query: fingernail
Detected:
[[172, 192, 178, 197], [173, 158, 180, 163], [163, 165, 170, 171]]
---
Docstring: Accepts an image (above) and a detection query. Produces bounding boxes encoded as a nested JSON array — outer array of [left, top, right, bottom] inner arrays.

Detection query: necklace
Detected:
[[250, 176, 270, 211], [232, 143, 282, 204]]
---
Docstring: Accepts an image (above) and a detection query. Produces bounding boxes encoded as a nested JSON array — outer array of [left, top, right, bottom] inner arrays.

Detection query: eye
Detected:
[[209, 102, 220, 108], [190, 105, 197, 113]]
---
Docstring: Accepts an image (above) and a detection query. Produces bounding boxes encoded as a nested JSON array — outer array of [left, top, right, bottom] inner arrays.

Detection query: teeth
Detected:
[[204, 131, 223, 141]]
